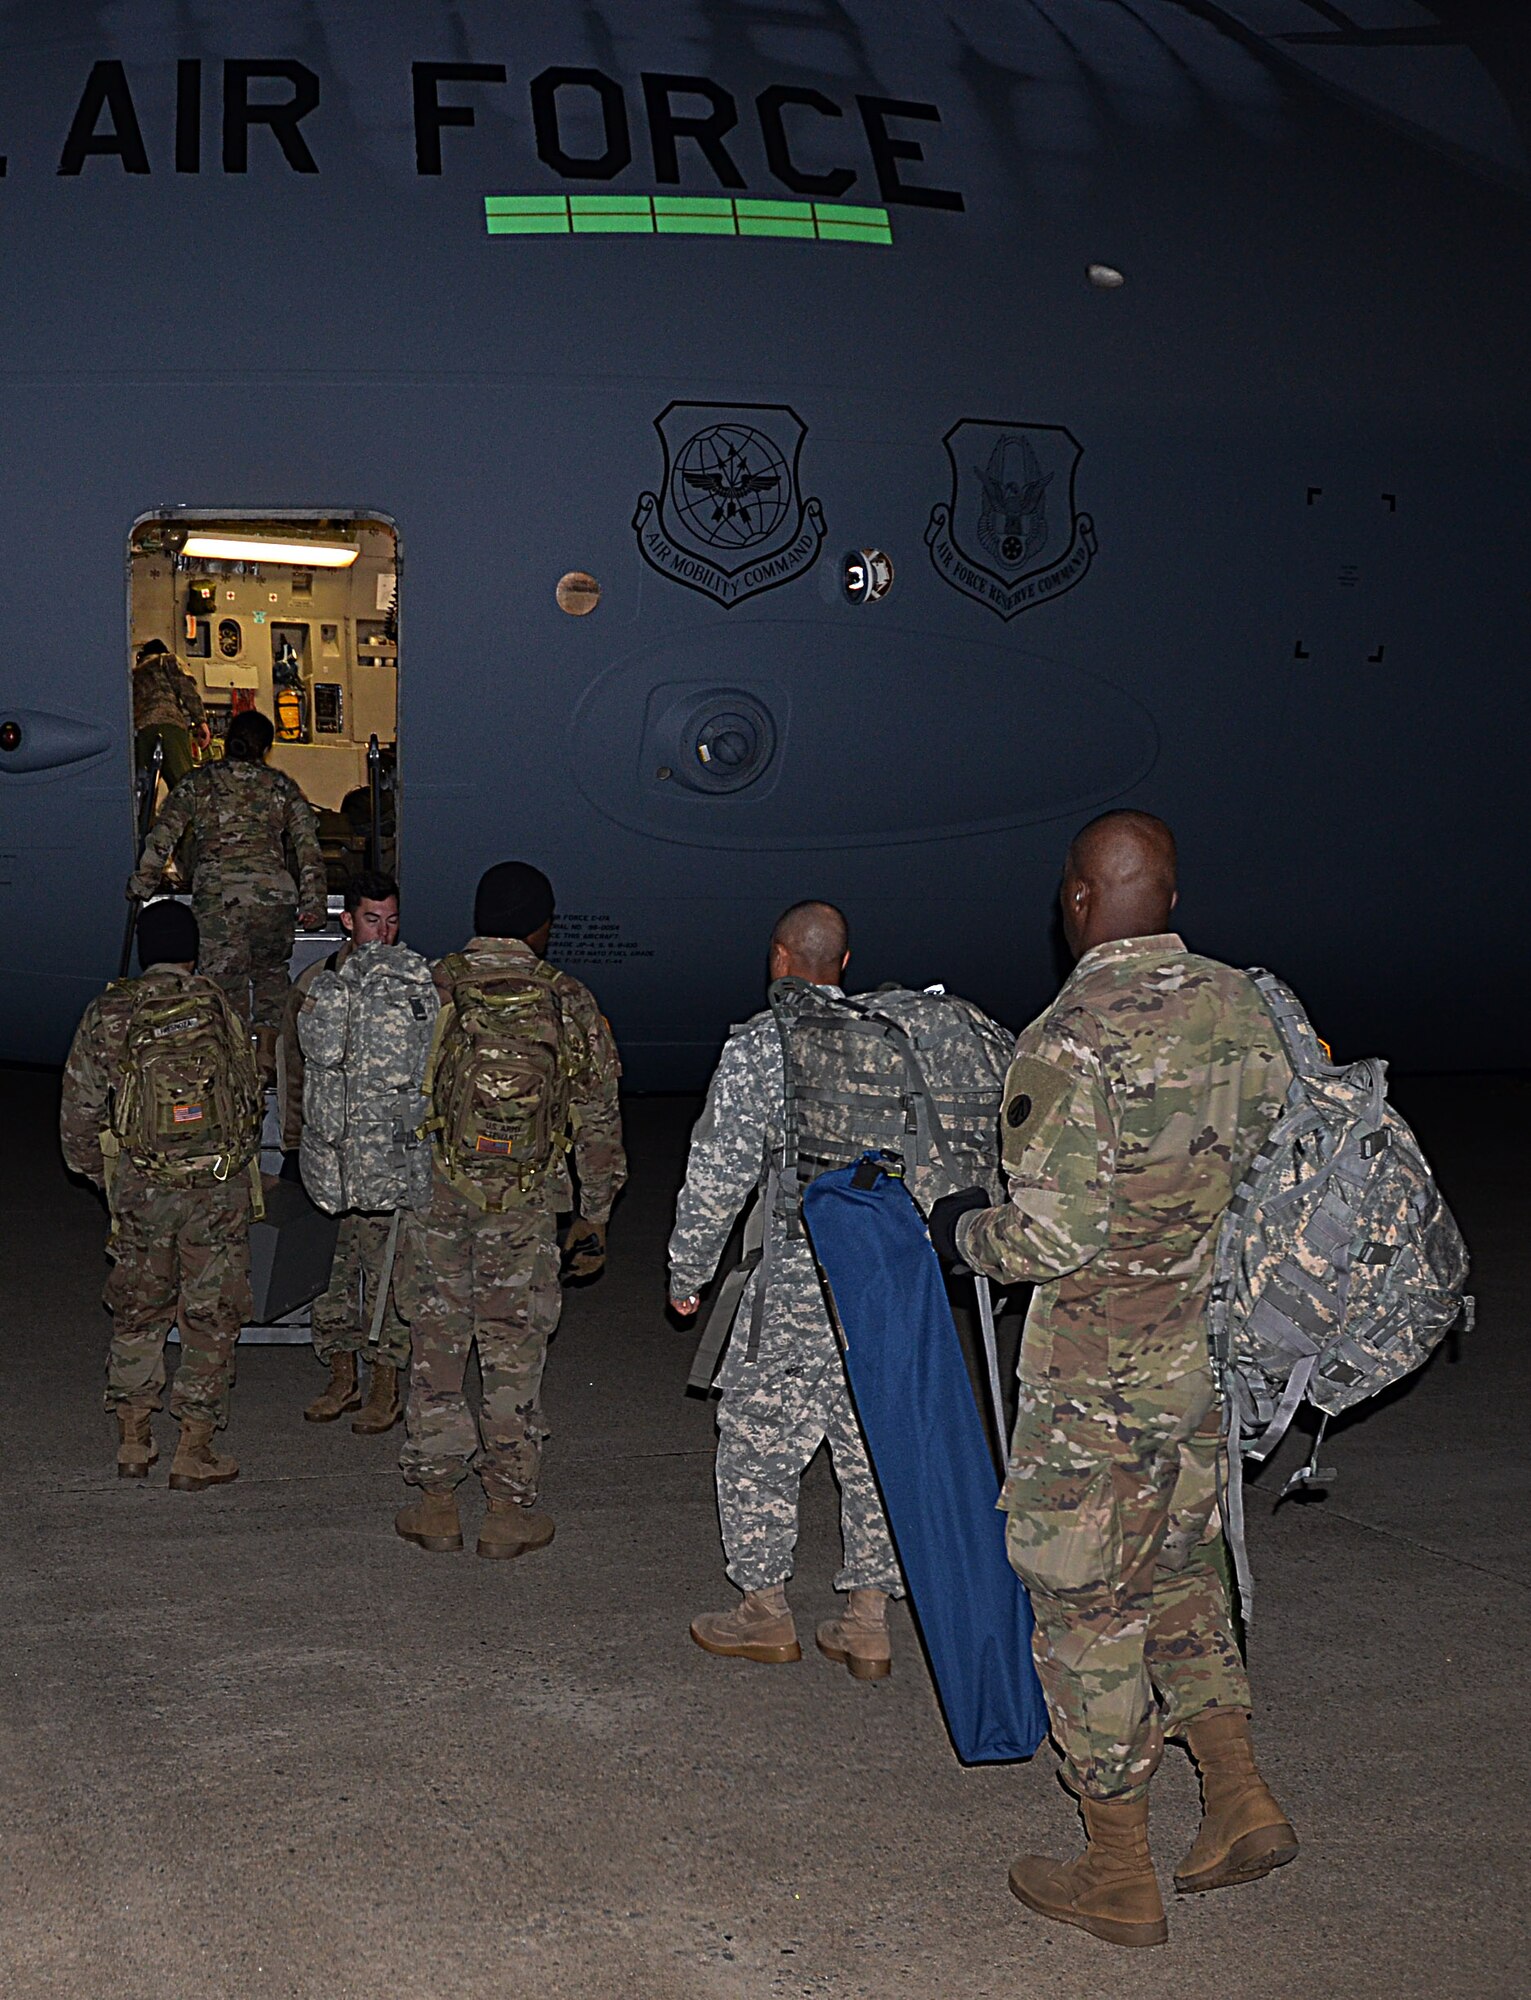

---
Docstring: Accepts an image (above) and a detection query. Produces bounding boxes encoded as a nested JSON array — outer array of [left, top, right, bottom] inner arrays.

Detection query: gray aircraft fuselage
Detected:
[[0, 2, 1526, 1084]]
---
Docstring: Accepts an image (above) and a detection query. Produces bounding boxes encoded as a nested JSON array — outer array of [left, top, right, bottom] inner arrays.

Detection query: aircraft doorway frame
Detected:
[[124, 506, 402, 886]]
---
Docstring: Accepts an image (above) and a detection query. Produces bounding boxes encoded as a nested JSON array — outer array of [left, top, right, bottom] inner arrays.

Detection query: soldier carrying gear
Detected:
[[928, 811, 1299, 1952], [393, 861, 626, 1561], [131, 637, 210, 790], [127, 707, 328, 1081], [59, 898, 263, 1490], [669, 901, 1012, 1683], [280, 870, 427, 1437]]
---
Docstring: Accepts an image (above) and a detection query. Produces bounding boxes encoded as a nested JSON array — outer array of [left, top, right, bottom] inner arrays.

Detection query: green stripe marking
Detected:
[[485, 195, 569, 216], [739, 217, 817, 238], [655, 214, 738, 235], [570, 194, 655, 215], [484, 194, 892, 244], [735, 198, 814, 221], [816, 220, 892, 244], [653, 195, 736, 216], [815, 202, 887, 226], [486, 213, 571, 236], [572, 213, 655, 233]]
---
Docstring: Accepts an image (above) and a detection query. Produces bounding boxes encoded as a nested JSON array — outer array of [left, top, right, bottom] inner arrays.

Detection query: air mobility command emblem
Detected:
[[926, 420, 1096, 619], [634, 401, 826, 608]]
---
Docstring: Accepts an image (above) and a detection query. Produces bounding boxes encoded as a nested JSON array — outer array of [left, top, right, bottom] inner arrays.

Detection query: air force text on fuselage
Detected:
[[22, 56, 963, 216]]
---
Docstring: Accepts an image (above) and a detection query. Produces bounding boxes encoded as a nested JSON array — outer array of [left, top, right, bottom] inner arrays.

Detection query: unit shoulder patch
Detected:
[[1002, 1054, 1073, 1139]]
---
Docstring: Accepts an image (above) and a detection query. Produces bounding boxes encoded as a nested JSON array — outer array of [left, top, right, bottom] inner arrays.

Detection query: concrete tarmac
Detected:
[[2, 1071, 1526, 1999]]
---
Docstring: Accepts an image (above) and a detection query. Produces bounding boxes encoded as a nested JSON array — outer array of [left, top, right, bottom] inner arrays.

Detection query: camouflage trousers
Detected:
[[1003, 1368, 1250, 1802], [103, 1164, 252, 1428], [311, 1211, 410, 1368], [715, 1242, 901, 1596], [194, 890, 296, 1032], [134, 723, 197, 789], [396, 1179, 561, 1504]]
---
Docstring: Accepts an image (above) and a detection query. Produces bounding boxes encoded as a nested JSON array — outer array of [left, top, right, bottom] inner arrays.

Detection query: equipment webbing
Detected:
[[686, 1177, 770, 1394], [366, 1211, 403, 1349]]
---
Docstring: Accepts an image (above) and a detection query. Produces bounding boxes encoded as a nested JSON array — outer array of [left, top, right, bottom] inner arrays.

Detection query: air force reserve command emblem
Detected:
[[926, 420, 1096, 619], [634, 402, 826, 608]]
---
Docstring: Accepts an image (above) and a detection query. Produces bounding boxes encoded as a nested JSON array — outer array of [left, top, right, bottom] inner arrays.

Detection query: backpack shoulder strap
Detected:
[[855, 989, 963, 1183], [767, 976, 865, 1170], [1244, 967, 1335, 1080]]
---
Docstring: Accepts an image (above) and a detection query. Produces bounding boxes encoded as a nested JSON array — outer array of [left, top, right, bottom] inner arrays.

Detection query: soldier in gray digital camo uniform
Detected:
[[281, 870, 413, 1435], [669, 903, 907, 1677], [929, 812, 1299, 1952]]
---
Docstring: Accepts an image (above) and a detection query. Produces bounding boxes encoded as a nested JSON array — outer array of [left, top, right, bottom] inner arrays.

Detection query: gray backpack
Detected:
[[1208, 970, 1472, 1607], [687, 979, 1012, 1395], [298, 941, 439, 1214], [772, 978, 1013, 1225]]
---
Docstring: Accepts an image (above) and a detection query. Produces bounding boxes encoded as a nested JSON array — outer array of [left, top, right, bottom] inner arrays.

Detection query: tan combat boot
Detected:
[[1175, 1709, 1298, 1894], [168, 1418, 239, 1492], [350, 1361, 402, 1434], [304, 1352, 362, 1423], [477, 1496, 556, 1560], [1009, 1794, 1169, 1949], [815, 1588, 893, 1680], [690, 1584, 802, 1664], [394, 1486, 464, 1552], [115, 1405, 157, 1480]]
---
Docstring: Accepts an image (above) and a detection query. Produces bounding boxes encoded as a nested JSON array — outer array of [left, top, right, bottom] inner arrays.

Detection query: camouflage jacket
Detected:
[[956, 934, 1291, 1401], [129, 759, 326, 919], [132, 655, 206, 733], [667, 989, 844, 1300], [433, 937, 626, 1224], [59, 966, 255, 1188]]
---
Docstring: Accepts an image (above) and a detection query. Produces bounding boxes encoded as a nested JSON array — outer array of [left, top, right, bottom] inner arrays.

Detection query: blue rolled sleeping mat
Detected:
[[801, 1154, 1048, 1765]]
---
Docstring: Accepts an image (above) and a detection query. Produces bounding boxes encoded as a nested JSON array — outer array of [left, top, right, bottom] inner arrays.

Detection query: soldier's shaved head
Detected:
[[769, 900, 850, 986], [1061, 810, 1178, 958]]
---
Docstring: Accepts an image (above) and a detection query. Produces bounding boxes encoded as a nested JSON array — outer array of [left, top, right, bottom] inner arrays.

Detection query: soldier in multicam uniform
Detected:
[[279, 869, 413, 1434], [59, 900, 260, 1490], [131, 637, 209, 789], [127, 707, 327, 1079], [669, 902, 907, 1680], [928, 811, 1299, 1951], [393, 862, 625, 1561]]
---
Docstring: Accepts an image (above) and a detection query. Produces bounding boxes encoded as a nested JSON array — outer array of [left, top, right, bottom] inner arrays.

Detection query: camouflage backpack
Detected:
[[298, 942, 438, 1214], [109, 977, 261, 1182], [687, 979, 1013, 1395], [424, 957, 571, 1212], [1208, 970, 1473, 1605], [771, 978, 1013, 1224]]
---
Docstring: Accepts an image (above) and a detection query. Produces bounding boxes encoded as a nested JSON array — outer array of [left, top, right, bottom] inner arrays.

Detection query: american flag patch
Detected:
[[474, 1135, 512, 1156], [172, 1102, 204, 1125]]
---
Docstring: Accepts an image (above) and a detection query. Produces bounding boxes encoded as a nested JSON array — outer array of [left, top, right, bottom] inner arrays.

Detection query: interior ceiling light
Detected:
[[180, 533, 360, 568]]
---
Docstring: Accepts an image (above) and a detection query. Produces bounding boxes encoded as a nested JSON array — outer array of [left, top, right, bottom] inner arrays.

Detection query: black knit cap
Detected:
[[136, 900, 199, 970], [474, 861, 554, 941]]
